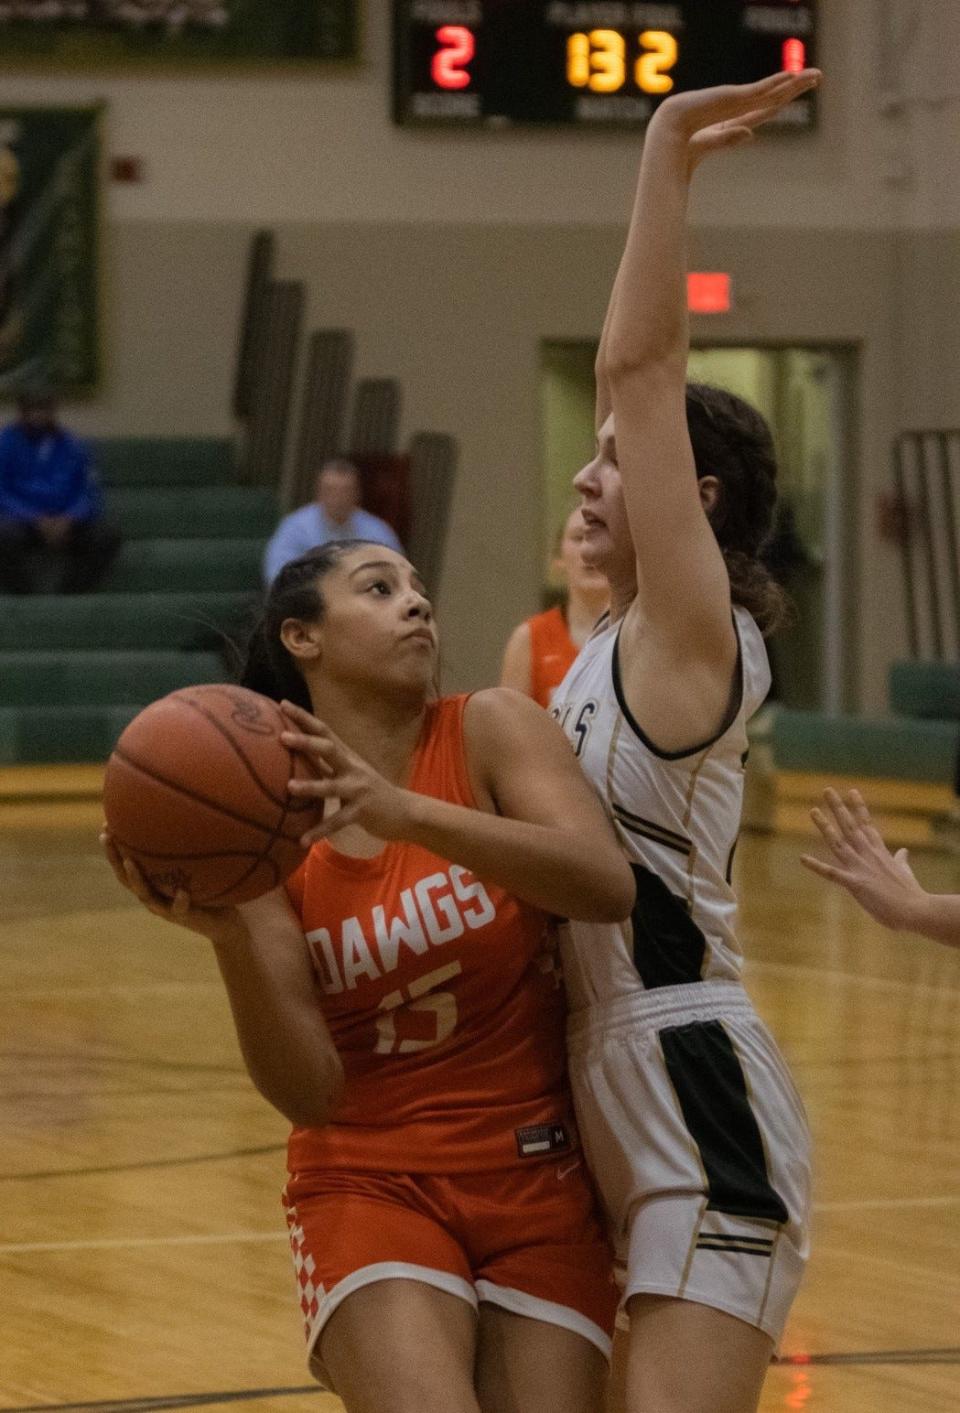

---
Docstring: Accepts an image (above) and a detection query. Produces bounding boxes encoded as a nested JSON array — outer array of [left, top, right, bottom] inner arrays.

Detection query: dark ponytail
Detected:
[[238, 540, 377, 708], [685, 383, 792, 636]]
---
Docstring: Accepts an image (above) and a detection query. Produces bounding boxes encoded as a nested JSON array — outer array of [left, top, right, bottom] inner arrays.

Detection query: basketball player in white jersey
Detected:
[[550, 71, 820, 1413]]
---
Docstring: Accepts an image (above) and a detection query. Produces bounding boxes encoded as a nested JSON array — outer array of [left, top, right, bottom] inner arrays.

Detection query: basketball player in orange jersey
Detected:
[[548, 71, 820, 1413], [501, 507, 609, 708], [102, 538, 635, 1413]]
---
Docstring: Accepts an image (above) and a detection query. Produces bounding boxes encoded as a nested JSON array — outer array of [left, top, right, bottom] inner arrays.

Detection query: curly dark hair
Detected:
[[685, 382, 790, 635], [238, 541, 377, 710]]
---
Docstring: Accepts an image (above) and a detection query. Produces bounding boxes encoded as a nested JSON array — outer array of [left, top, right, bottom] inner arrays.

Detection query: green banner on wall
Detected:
[[0, 107, 101, 396], [0, 2, 357, 64]]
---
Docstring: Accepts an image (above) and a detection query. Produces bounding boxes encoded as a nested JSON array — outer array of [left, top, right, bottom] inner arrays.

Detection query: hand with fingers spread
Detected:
[[280, 699, 413, 846], [650, 68, 822, 174], [595, 68, 823, 433], [100, 828, 247, 947], [800, 789, 960, 945]]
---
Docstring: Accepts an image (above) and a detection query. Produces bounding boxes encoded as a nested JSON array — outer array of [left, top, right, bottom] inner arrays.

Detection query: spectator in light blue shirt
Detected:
[[263, 457, 403, 585]]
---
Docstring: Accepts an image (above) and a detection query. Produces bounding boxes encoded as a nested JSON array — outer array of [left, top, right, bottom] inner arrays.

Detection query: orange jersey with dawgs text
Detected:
[[528, 606, 578, 709], [286, 695, 575, 1176]]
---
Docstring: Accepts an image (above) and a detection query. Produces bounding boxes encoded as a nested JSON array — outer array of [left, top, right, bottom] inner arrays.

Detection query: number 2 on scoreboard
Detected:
[[636, 30, 677, 94], [432, 24, 475, 91]]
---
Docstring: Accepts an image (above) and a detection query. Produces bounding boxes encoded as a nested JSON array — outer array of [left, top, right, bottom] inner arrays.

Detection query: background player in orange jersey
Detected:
[[104, 538, 635, 1413], [500, 506, 609, 708]]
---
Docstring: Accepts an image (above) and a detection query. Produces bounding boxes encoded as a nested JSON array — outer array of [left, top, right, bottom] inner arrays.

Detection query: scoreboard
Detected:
[[394, 2, 818, 129]]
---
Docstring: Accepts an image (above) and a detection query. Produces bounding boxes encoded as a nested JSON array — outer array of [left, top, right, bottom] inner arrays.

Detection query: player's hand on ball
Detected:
[[650, 68, 821, 172], [100, 829, 247, 946], [280, 700, 412, 845]]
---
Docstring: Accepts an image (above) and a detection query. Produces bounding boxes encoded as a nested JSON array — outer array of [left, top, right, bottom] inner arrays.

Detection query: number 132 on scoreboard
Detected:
[[567, 29, 677, 95]]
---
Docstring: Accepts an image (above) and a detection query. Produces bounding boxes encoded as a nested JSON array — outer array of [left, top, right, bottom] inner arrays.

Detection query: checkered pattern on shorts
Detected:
[[284, 1194, 325, 1344]]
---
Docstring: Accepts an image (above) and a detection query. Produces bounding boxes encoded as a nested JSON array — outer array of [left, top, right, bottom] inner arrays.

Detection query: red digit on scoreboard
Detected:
[[782, 37, 807, 72], [432, 25, 475, 91]]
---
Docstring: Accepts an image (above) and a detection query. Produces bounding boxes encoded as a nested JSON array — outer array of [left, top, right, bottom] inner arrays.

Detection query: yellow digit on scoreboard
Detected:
[[636, 30, 678, 94], [566, 31, 591, 87], [566, 29, 626, 94]]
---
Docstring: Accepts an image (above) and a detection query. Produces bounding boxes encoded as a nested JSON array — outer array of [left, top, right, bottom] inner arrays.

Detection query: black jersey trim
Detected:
[[629, 863, 706, 988], [696, 1240, 774, 1258], [697, 1234, 775, 1250], [659, 1019, 790, 1225], [724, 835, 739, 885], [613, 805, 693, 857], [611, 616, 745, 762]]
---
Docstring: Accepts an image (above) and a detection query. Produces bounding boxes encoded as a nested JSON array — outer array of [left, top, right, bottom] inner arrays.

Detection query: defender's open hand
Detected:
[[650, 69, 822, 172], [800, 788, 928, 932]]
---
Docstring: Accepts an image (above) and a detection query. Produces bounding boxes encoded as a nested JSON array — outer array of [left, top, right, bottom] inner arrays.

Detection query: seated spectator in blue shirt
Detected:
[[0, 389, 121, 594], [263, 457, 403, 585]]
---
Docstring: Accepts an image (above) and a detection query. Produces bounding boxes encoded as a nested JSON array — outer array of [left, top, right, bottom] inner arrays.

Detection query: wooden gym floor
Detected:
[[1, 805, 958, 1412]]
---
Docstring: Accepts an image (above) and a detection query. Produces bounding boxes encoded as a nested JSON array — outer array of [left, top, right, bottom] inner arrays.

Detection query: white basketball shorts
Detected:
[[567, 979, 811, 1344]]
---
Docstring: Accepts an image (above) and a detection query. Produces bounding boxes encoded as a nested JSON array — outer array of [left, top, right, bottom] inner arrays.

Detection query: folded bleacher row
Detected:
[[0, 437, 268, 764]]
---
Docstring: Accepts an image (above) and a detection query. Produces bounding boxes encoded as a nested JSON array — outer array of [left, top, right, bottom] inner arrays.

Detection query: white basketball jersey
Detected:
[[551, 606, 770, 1011]]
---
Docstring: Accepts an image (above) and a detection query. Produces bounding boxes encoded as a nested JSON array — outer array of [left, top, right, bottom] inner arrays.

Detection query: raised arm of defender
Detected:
[[597, 72, 820, 660]]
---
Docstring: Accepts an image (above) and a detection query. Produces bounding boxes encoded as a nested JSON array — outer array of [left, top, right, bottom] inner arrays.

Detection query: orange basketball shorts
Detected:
[[282, 1156, 618, 1378]]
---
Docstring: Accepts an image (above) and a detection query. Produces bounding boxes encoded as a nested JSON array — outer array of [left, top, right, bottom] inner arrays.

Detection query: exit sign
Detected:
[[688, 273, 732, 314]]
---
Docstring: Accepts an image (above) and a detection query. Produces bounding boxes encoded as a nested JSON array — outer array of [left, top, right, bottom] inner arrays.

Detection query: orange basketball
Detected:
[[103, 684, 324, 906]]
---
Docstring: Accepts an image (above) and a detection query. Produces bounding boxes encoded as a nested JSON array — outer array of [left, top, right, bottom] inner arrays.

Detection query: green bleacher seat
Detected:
[[92, 438, 237, 486], [0, 704, 142, 765], [0, 592, 258, 652], [0, 650, 226, 707], [889, 661, 960, 721], [108, 486, 277, 540], [773, 708, 958, 783], [102, 539, 265, 593]]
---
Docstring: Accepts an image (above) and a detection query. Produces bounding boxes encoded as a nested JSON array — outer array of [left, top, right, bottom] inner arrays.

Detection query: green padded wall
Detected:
[[773, 709, 958, 783], [889, 662, 960, 721]]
